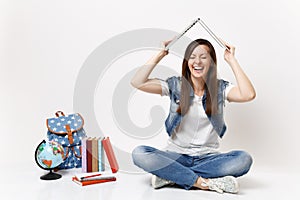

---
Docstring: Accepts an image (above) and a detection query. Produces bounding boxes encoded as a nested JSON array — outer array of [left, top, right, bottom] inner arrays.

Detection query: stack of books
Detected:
[[72, 136, 119, 186], [82, 137, 104, 172], [72, 172, 117, 186], [81, 136, 119, 173]]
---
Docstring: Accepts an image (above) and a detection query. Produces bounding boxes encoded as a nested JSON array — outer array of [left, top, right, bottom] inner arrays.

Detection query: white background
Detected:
[[1, 0, 300, 175]]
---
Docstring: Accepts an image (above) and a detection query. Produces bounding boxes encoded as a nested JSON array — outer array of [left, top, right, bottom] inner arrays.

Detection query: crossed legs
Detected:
[[132, 145, 252, 190]]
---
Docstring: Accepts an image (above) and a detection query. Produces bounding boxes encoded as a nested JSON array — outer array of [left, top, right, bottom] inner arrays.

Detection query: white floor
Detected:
[[1, 163, 299, 200]]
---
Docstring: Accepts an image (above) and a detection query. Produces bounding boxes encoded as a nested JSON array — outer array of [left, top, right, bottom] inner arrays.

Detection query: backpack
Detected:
[[46, 111, 87, 169]]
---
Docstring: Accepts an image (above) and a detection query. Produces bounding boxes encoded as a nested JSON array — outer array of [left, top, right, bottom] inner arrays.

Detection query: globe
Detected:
[[35, 140, 64, 180]]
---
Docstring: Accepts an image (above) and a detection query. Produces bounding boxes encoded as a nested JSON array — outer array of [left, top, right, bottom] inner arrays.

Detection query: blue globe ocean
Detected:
[[36, 140, 64, 169]]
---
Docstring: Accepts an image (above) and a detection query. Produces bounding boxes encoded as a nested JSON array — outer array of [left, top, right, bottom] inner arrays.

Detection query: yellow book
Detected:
[[91, 137, 99, 172]]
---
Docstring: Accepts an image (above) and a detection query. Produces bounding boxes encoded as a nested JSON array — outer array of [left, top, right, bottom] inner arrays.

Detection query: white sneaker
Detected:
[[151, 175, 174, 189], [201, 176, 239, 194]]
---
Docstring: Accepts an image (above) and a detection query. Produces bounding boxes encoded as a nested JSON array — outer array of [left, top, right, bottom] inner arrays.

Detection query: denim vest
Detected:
[[165, 76, 229, 138]]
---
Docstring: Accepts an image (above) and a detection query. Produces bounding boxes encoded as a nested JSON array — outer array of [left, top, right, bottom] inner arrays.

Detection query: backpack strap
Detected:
[[65, 125, 74, 145], [62, 147, 69, 160], [71, 146, 82, 158]]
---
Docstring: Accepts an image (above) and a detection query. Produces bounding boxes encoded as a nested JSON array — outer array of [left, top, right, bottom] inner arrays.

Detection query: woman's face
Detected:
[[188, 44, 211, 79]]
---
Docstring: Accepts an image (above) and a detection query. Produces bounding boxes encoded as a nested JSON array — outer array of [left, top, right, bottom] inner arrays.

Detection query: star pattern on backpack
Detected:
[[47, 113, 83, 133]]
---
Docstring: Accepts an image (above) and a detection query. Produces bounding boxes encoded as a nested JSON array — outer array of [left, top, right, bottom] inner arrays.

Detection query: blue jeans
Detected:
[[132, 145, 253, 190]]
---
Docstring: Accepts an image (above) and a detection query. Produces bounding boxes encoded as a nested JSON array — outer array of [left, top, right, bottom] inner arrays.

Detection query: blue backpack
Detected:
[[46, 111, 87, 169]]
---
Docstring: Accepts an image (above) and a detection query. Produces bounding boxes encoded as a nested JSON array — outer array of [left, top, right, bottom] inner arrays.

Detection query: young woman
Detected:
[[131, 38, 256, 194]]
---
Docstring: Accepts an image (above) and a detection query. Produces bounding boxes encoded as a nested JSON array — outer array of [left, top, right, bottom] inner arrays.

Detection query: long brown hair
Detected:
[[177, 39, 218, 116]]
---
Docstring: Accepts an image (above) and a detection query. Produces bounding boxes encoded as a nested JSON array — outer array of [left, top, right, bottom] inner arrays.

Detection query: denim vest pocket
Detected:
[[170, 92, 180, 113], [165, 112, 182, 136]]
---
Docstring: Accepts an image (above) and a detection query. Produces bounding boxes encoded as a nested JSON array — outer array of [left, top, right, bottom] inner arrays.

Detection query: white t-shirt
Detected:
[[160, 80, 234, 156]]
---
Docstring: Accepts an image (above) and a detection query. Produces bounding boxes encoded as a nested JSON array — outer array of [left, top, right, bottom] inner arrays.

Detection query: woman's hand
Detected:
[[220, 39, 236, 64], [159, 39, 173, 56]]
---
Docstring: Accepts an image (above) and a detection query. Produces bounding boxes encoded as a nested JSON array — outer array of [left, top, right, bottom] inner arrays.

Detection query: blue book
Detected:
[[98, 137, 105, 171]]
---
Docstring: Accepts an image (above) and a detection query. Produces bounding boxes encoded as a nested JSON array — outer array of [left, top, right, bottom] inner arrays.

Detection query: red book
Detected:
[[86, 138, 93, 172], [102, 137, 119, 173], [72, 176, 116, 186]]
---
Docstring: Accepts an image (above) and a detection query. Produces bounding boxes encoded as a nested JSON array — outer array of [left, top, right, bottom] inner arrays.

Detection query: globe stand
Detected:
[[40, 169, 62, 180]]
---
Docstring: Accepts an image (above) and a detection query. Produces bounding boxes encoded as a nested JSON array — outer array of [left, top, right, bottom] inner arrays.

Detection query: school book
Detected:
[[72, 176, 116, 186], [86, 137, 93, 172], [91, 137, 99, 172], [98, 137, 105, 171], [102, 137, 119, 173], [81, 137, 88, 172]]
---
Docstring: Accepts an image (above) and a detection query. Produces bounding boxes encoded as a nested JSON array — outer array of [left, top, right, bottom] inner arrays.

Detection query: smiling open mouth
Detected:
[[193, 66, 204, 72]]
